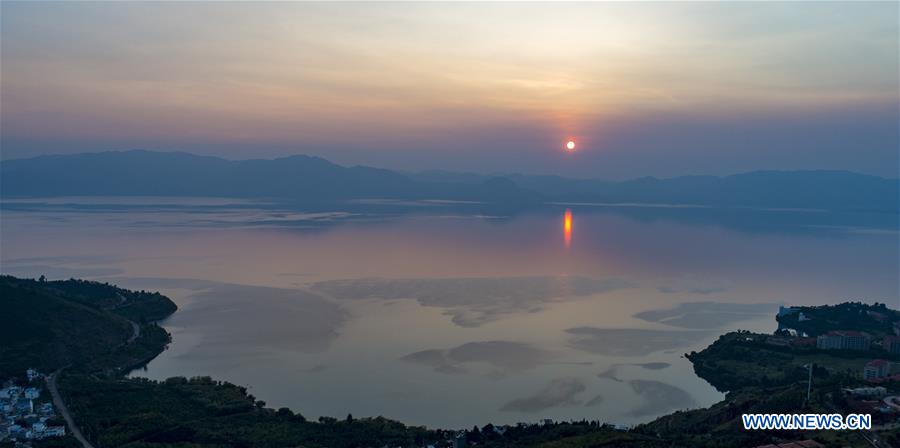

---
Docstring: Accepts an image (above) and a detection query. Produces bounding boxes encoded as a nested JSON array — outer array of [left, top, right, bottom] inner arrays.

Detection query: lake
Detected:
[[1, 196, 897, 428]]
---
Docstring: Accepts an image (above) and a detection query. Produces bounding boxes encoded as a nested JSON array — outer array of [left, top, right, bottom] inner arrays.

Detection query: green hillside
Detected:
[[11, 276, 178, 322], [0, 276, 177, 378]]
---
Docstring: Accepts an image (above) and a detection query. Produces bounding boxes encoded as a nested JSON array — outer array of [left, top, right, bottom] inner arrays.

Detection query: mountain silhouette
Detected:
[[2, 150, 896, 211]]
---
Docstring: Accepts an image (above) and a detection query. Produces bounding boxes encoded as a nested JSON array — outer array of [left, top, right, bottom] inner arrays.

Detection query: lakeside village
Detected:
[[3, 301, 899, 448], [0, 369, 65, 445], [773, 305, 900, 418]]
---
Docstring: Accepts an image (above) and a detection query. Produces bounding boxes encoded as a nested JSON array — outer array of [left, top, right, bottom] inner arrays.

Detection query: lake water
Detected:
[[2, 197, 897, 429]]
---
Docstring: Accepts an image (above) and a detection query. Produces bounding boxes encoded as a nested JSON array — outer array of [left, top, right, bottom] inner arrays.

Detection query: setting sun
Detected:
[[1, 2, 897, 444]]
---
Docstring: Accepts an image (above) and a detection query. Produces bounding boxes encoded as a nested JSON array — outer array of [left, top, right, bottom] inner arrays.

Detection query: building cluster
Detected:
[[770, 308, 900, 385], [809, 332, 900, 381], [0, 370, 66, 443], [815, 330, 872, 350], [863, 358, 900, 382], [864, 359, 891, 380], [842, 387, 900, 420], [778, 306, 900, 354]]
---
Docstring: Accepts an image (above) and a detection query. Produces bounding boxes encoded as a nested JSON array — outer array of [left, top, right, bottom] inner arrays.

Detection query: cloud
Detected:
[[401, 341, 553, 376], [313, 276, 633, 327], [2, 2, 897, 178], [500, 378, 586, 413]]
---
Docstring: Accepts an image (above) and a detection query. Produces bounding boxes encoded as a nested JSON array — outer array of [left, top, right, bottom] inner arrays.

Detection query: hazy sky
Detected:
[[2, 2, 898, 178]]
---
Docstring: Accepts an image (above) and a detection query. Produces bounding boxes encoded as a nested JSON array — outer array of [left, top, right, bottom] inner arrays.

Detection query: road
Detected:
[[45, 319, 140, 448], [127, 320, 140, 344], [46, 370, 97, 448], [823, 396, 884, 448]]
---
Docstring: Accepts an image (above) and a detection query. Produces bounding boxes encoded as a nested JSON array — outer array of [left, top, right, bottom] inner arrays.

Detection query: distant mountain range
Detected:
[[2, 150, 897, 211]]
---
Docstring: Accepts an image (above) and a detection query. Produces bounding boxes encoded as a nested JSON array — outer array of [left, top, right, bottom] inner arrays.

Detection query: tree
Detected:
[[468, 425, 482, 442]]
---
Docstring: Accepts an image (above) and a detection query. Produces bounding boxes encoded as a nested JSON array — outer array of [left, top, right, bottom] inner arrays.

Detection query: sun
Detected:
[[565, 140, 576, 152]]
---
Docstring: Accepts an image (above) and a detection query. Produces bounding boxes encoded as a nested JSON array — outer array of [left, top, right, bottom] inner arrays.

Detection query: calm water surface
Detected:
[[2, 197, 897, 428]]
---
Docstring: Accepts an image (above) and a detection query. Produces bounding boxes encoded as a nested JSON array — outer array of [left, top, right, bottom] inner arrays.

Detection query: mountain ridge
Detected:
[[2, 150, 897, 211]]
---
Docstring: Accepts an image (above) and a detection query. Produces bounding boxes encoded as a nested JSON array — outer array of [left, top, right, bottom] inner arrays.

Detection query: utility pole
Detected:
[[805, 363, 813, 404]]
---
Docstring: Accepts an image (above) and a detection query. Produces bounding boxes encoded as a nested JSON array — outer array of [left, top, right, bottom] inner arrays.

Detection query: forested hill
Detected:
[[0, 276, 177, 378], [776, 302, 900, 338]]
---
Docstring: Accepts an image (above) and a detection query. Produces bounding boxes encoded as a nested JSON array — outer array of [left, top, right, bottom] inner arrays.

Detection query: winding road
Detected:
[[127, 320, 140, 344], [46, 370, 96, 448], [45, 319, 141, 448]]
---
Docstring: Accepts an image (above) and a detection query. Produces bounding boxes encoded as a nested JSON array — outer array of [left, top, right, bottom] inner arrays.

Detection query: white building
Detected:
[[864, 359, 891, 380], [0, 387, 21, 399], [816, 331, 871, 350], [44, 427, 66, 437], [845, 386, 887, 398], [24, 388, 39, 400]]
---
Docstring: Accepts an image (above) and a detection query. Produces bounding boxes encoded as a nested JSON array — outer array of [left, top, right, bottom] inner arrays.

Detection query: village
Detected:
[[765, 305, 900, 423], [0, 369, 66, 445], [775, 305, 900, 382]]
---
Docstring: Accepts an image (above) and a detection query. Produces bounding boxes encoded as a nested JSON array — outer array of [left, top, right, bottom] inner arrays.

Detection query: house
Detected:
[[23, 388, 39, 400], [453, 431, 467, 448], [44, 426, 65, 437], [883, 395, 900, 412], [845, 386, 887, 398], [844, 331, 872, 350], [791, 337, 817, 348], [884, 336, 900, 354], [864, 359, 891, 380], [0, 387, 21, 399], [6, 425, 25, 440], [816, 332, 843, 349], [816, 331, 871, 350], [26, 370, 39, 382], [777, 306, 799, 317], [15, 399, 32, 414]]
